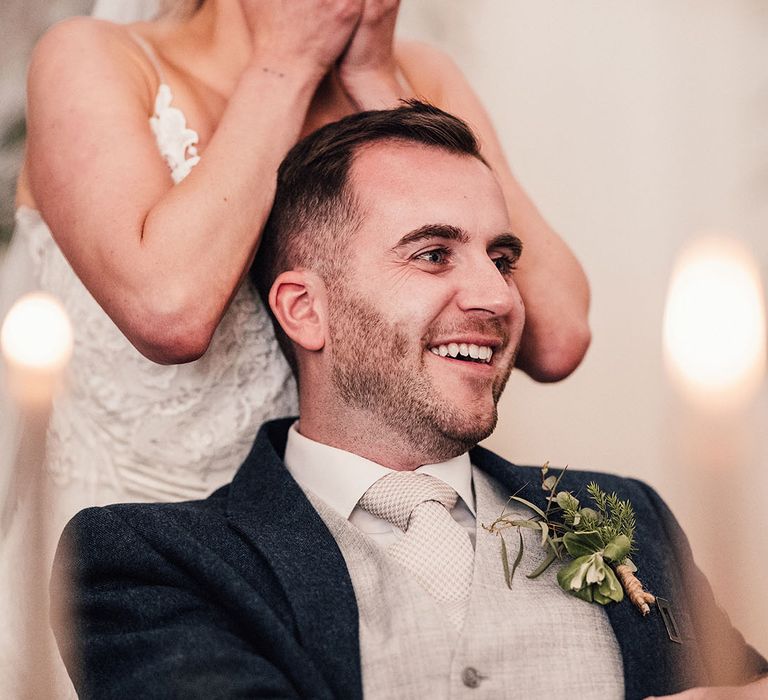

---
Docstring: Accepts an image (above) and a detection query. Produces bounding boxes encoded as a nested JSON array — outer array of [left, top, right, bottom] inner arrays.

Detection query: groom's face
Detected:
[[325, 142, 525, 457]]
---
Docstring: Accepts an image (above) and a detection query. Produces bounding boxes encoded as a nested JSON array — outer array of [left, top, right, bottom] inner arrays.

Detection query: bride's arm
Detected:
[[24, 3, 360, 365]]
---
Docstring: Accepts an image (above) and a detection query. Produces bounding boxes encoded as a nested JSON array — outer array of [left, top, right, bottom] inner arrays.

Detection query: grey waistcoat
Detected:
[[307, 467, 624, 699]]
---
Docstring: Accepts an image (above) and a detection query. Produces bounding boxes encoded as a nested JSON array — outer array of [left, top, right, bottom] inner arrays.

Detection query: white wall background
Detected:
[[398, 0, 768, 659]]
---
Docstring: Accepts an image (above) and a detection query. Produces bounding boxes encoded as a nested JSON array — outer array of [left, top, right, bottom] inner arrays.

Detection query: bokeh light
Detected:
[[663, 236, 766, 408], [1, 292, 73, 371]]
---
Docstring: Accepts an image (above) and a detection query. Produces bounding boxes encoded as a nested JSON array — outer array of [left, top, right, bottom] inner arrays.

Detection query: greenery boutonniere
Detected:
[[485, 464, 656, 616]]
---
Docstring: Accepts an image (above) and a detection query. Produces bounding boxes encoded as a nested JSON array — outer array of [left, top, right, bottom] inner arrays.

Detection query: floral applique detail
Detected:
[[149, 84, 201, 184]]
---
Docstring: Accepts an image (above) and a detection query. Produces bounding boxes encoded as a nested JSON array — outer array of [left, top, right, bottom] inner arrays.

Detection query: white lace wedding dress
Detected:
[[0, 50, 298, 697]]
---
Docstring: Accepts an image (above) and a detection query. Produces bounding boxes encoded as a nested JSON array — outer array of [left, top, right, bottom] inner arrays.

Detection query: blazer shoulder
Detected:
[[74, 482, 229, 523], [472, 445, 671, 523], [58, 485, 233, 576]]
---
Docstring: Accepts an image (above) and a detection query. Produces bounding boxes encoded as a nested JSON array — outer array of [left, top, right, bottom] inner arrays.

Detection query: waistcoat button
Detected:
[[462, 667, 483, 688]]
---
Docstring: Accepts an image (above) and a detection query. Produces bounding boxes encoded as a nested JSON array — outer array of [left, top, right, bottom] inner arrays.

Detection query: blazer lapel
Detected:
[[226, 418, 363, 700]]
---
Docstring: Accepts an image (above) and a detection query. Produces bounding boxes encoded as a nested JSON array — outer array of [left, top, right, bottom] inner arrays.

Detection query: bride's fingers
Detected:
[[239, 0, 364, 73], [338, 0, 400, 73]]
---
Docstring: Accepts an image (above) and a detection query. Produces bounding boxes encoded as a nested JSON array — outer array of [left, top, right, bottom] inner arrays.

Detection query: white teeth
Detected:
[[428, 343, 495, 363]]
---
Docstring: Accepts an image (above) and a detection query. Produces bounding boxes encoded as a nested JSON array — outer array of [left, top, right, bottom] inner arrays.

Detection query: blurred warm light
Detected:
[[663, 236, 766, 408], [1, 293, 73, 370], [1, 293, 73, 405]]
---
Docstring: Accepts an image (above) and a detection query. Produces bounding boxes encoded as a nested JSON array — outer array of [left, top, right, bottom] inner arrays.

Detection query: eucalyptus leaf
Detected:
[[556, 491, 580, 511], [507, 519, 543, 530], [603, 534, 631, 563], [539, 521, 549, 547], [548, 468, 568, 497], [562, 530, 604, 557], [509, 495, 547, 519], [511, 529, 524, 580], [547, 537, 563, 557], [542, 475, 558, 492], [500, 535, 512, 589], [527, 549, 557, 578]]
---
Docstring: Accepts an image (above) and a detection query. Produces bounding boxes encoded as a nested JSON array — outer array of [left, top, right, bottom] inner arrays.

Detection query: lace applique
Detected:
[[149, 84, 201, 184]]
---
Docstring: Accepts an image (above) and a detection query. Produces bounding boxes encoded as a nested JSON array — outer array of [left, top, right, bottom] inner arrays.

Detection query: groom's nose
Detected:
[[454, 256, 521, 319]]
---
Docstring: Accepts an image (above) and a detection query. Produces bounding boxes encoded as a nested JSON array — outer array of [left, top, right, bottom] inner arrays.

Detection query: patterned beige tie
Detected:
[[358, 472, 474, 629]]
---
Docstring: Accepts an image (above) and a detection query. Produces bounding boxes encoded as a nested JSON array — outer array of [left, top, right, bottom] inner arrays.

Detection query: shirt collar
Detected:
[[284, 421, 476, 520]]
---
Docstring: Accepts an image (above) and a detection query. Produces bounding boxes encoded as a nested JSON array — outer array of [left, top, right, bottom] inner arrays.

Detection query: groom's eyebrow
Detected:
[[393, 224, 468, 249], [489, 234, 523, 260]]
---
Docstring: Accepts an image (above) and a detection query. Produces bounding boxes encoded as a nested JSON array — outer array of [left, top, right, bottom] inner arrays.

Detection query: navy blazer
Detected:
[[53, 418, 766, 699]]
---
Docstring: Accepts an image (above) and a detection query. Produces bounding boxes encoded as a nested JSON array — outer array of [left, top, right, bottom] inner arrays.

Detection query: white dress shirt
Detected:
[[284, 421, 477, 547]]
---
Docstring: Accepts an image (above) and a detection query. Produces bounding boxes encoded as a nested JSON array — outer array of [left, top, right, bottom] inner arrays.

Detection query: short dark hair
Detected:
[[251, 100, 487, 371]]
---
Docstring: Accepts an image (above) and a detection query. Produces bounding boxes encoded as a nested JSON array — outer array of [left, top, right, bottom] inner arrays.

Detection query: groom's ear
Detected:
[[269, 270, 327, 353]]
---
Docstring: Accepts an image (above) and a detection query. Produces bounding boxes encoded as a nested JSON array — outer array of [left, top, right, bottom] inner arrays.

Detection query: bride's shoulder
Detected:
[[27, 17, 163, 116], [32, 16, 143, 59], [28, 17, 158, 102]]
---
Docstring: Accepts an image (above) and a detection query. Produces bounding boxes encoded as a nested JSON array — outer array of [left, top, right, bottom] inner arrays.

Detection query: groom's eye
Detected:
[[491, 254, 517, 276], [415, 248, 450, 266]]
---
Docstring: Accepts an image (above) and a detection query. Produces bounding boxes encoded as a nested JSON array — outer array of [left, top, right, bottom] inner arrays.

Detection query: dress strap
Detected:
[[127, 30, 166, 84]]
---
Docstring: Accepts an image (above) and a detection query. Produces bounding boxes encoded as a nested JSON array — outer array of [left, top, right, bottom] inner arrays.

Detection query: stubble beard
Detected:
[[327, 285, 513, 462]]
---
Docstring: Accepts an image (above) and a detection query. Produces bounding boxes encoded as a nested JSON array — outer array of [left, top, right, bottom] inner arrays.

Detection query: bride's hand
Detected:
[[238, 0, 363, 78], [337, 0, 410, 108]]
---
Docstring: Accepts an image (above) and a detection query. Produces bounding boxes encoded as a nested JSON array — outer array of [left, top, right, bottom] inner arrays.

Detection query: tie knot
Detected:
[[358, 472, 459, 531]]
